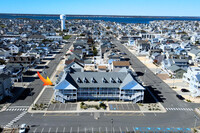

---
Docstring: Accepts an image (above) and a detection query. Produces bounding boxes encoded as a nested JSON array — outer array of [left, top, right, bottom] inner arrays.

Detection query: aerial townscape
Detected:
[[1, 1, 200, 133]]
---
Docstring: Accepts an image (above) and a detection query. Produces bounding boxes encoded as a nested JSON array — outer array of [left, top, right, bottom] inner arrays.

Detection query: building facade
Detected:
[[54, 69, 145, 103], [183, 67, 200, 97]]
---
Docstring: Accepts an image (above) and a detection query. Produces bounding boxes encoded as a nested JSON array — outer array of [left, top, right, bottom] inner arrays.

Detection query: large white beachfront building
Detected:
[[54, 68, 145, 103], [183, 67, 200, 97]]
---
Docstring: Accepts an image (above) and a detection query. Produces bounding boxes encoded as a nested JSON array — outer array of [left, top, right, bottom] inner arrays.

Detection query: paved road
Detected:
[[10, 36, 75, 106], [112, 37, 200, 109]]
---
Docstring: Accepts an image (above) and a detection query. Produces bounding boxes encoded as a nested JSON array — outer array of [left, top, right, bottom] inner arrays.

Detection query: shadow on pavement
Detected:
[[145, 86, 166, 103], [43, 58, 55, 60]]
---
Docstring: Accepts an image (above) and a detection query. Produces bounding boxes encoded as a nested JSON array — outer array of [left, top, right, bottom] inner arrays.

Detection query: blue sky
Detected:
[[0, 0, 199, 16]]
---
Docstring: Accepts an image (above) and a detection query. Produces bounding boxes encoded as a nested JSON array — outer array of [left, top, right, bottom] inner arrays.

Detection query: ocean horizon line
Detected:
[[0, 13, 200, 18]]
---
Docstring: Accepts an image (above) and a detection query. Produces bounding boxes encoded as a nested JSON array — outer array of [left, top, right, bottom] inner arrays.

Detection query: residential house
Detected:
[[8, 44, 20, 54], [135, 40, 150, 55], [188, 49, 200, 64], [8, 56, 36, 72], [167, 65, 186, 78], [180, 42, 192, 51], [111, 61, 130, 72], [162, 58, 188, 70], [0, 48, 10, 59], [150, 53, 164, 64], [0, 74, 13, 101]]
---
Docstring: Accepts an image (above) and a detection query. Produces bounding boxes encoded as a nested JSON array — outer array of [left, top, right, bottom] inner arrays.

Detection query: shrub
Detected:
[[186, 99, 192, 103], [63, 35, 71, 40], [138, 103, 143, 106], [99, 102, 107, 109], [80, 102, 85, 106]]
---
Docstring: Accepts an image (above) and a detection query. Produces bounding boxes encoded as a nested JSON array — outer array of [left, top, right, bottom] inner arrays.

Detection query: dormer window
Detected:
[[117, 78, 122, 83], [110, 78, 116, 83], [91, 77, 97, 83], [83, 77, 89, 83], [77, 77, 82, 83], [102, 78, 108, 83]]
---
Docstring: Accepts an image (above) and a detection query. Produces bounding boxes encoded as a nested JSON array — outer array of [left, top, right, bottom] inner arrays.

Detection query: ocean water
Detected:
[[0, 14, 200, 24]]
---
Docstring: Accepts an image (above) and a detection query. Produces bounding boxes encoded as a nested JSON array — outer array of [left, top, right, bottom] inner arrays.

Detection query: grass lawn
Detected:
[[63, 35, 72, 40]]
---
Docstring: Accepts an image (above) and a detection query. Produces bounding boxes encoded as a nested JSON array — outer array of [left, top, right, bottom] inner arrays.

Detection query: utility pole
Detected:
[[194, 115, 199, 129]]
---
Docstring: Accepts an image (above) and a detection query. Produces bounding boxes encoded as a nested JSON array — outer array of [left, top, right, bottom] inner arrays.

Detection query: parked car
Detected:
[[176, 94, 185, 100], [181, 88, 189, 92], [19, 124, 29, 133]]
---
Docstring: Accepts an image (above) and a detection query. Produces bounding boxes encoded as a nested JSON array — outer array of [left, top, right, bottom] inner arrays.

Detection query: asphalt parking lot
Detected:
[[27, 126, 191, 133], [47, 103, 77, 111], [109, 103, 140, 111]]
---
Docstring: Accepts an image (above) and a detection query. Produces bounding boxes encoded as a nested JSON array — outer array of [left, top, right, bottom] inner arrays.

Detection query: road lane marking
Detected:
[[92, 127, 94, 133], [63, 127, 65, 133], [99, 127, 101, 133], [77, 126, 79, 133], [113, 127, 115, 133], [85, 127, 87, 133], [105, 127, 108, 133]]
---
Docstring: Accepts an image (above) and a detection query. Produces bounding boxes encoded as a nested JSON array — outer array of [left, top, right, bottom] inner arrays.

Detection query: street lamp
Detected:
[[194, 115, 199, 129], [172, 75, 175, 89]]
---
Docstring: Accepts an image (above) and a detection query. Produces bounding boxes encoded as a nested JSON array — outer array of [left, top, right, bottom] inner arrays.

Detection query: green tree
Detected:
[[93, 47, 98, 56], [63, 35, 72, 40], [0, 59, 6, 65]]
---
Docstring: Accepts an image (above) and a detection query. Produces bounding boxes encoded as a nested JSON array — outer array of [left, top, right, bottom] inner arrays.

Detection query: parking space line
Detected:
[[77, 126, 79, 133], [70, 127, 72, 133], [119, 127, 122, 132], [133, 127, 136, 132], [105, 127, 108, 133], [121, 104, 124, 110], [126, 127, 129, 132], [132, 104, 135, 110], [113, 127, 115, 133], [85, 127, 87, 133], [126, 104, 130, 110], [92, 127, 94, 133], [59, 104, 62, 110], [99, 127, 101, 133], [41, 128, 44, 133], [53, 104, 56, 110], [48, 127, 51, 133], [63, 127, 65, 133], [56, 127, 58, 133], [33, 128, 37, 133]]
